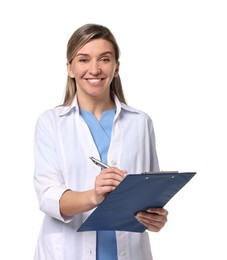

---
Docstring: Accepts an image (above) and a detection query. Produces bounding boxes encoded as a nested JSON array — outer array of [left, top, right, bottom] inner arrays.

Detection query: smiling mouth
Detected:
[[86, 78, 103, 83]]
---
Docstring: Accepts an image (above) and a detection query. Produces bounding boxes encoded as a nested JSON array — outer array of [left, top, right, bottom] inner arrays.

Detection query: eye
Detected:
[[100, 57, 110, 62], [79, 59, 89, 63]]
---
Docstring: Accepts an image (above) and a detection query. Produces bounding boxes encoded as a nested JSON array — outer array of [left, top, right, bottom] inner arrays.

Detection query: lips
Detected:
[[86, 78, 102, 83]]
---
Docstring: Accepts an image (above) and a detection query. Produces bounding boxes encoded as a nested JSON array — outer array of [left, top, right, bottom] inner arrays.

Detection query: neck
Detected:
[[77, 93, 115, 121]]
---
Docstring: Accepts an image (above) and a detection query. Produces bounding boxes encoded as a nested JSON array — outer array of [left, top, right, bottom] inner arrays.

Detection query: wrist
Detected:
[[90, 189, 104, 206]]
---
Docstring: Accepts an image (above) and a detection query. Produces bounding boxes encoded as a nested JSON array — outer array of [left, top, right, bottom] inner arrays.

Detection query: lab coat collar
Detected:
[[57, 97, 79, 117], [57, 94, 139, 117]]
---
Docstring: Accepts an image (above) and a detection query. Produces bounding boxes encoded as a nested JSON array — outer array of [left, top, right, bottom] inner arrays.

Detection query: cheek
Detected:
[[106, 66, 118, 78], [73, 67, 86, 79]]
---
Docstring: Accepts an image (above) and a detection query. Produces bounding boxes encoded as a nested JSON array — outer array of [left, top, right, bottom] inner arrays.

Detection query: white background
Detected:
[[0, 0, 226, 259]]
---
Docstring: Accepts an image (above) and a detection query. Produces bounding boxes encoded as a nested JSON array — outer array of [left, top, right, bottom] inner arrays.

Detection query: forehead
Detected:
[[77, 39, 115, 56]]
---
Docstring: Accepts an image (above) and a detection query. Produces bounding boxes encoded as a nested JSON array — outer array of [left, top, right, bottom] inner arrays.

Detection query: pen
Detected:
[[89, 156, 110, 169]]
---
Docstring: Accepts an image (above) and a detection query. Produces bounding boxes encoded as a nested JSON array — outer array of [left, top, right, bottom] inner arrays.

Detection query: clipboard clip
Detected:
[[143, 171, 179, 174]]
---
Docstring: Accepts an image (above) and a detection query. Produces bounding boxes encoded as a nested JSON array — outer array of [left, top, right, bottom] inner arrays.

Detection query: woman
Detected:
[[33, 23, 168, 260]]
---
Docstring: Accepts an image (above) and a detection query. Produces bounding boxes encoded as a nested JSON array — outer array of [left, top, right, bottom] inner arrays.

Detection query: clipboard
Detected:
[[77, 171, 196, 233]]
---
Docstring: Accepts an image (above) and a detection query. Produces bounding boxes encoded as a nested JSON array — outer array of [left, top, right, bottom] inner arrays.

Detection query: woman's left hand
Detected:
[[135, 208, 168, 232]]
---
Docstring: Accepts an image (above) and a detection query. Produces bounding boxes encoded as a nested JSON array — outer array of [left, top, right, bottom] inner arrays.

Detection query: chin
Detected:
[[89, 88, 107, 97]]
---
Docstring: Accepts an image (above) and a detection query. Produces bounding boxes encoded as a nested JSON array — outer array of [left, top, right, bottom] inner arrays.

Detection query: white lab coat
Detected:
[[33, 95, 159, 260]]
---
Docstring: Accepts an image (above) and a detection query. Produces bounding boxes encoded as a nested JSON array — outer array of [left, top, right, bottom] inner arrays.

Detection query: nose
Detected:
[[89, 60, 101, 75]]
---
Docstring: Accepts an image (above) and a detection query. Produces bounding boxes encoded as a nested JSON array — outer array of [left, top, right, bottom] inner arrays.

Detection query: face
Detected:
[[67, 39, 119, 100]]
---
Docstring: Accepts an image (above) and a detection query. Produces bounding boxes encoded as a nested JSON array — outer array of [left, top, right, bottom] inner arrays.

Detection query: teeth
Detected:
[[88, 79, 101, 82]]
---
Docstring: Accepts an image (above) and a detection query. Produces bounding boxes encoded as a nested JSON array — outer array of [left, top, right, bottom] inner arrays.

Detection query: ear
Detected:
[[67, 62, 75, 78], [114, 61, 120, 77]]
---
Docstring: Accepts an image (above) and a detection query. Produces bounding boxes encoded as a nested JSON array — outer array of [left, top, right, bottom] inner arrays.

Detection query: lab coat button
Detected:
[[119, 251, 126, 256], [111, 160, 117, 166]]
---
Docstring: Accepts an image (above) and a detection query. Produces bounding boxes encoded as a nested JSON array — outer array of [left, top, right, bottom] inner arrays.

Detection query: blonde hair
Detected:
[[62, 23, 127, 106]]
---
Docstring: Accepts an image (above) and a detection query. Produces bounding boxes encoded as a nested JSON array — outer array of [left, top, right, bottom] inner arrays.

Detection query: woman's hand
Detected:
[[94, 167, 127, 204], [135, 208, 168, 232]]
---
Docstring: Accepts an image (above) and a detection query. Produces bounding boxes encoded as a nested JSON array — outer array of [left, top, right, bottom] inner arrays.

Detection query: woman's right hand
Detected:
[[94, 167, 127, 204]]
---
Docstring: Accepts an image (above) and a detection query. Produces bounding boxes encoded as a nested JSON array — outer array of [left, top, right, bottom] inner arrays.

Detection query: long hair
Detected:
[[62, 23, 127, 106]]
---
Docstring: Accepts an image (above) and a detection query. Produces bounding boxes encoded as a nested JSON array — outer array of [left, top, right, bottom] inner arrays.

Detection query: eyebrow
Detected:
[[76, 51, 114, 57]]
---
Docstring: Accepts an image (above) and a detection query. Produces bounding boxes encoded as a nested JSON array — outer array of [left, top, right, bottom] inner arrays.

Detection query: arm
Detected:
[[34, 112, 126, 221], [60, 167, 126, 217], [136, 114, 168, 231], [34, 113, 127, 221]]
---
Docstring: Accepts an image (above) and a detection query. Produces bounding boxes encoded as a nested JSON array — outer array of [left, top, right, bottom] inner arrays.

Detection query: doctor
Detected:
[[33, 23, 168, 260]]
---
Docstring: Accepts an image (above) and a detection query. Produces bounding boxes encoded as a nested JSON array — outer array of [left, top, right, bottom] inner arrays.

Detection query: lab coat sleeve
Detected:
[[144, 113, 160, 172], [33, 110, 68, 222]]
